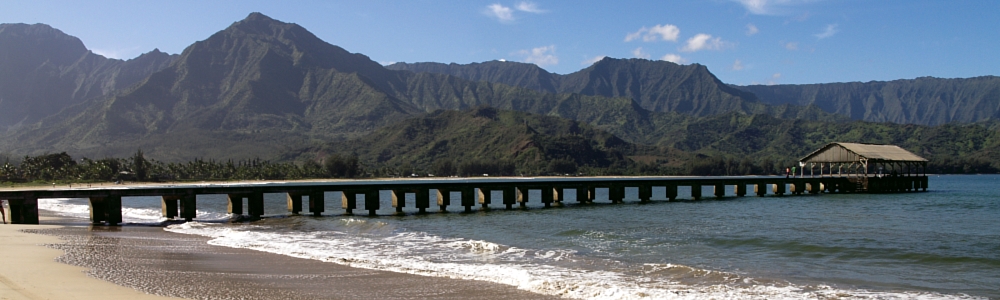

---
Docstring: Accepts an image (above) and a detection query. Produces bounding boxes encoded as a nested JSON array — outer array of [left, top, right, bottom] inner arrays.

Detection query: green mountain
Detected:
[[387, 59, 840, 121], [0, 23, 177, 129], [735, 76, 1000, 125], [1, 13, 997, 175], [320, 107, 637, 175], [0, 14, 689, 161]]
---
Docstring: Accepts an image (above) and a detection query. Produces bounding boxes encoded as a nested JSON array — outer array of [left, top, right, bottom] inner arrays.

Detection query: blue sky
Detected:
[[3, 0, 998, 85]]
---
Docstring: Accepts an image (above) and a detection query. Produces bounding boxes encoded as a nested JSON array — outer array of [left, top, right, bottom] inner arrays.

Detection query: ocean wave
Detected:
[[163, 219, 980, 300], [37, 198, 230, 224]]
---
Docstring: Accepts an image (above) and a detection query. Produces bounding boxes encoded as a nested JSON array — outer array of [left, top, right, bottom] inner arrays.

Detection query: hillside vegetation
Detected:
[[0, 13, 997, 179]]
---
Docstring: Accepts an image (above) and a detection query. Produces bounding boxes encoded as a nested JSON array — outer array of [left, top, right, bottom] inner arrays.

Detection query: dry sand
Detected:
[[0, 220, 178, 300]]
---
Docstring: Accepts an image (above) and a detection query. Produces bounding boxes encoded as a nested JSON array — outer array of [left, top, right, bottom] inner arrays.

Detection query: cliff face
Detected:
[[737, 76, 1000, 125]]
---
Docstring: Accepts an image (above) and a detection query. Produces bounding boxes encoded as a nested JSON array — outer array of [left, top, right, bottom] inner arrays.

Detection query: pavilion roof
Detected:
[[800, 142, 928, 163]]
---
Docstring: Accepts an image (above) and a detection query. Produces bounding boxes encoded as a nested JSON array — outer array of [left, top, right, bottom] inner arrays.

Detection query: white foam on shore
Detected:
[[37, 198, 230, 224], [164, 219, 980, 300]]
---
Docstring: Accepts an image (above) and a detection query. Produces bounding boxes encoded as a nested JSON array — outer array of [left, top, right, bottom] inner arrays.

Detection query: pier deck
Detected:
[[0, 175, 928, 224]]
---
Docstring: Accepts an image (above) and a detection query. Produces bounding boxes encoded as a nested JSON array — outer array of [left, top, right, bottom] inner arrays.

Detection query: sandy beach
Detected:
[[0, 219, 178, 300], [0, 214, 557, 300]]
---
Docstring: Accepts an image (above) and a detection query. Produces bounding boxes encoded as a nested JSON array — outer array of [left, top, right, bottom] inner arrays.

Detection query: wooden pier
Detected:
[[0, 175, 928, 225]]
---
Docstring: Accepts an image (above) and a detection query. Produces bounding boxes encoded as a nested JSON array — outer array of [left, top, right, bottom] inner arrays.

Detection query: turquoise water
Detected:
[[40, 175, 1000, 299]]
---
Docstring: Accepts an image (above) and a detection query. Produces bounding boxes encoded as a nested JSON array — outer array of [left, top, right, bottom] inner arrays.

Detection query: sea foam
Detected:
[[164, 218, 979, 300]]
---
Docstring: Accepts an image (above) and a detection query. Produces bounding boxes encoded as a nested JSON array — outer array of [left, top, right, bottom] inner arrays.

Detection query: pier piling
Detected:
[[691, 185, 702, 200], [392, 190, 407, 214], [714, 184, 726, 199], [308, 191, 325, 216], [342, 192, 357, 215], [502, 187, 516, 210], [516, 187, 529, 208], [460, 188, 475, 212], [436, 189, 451, 212], [665, 185, 678, 201], [415, 189, 430, 213], [248, 193, 264, 219], [638, 185, 652, 203], [162, 196, 179, 219], [227, 194, 245, 215], [287, 193, 303, 215], [179, 195, 196, 221], [772, 183, 786, 196]]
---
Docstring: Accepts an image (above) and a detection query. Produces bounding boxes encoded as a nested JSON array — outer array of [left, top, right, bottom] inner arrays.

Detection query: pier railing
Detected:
[[0, 175, 928, 225]]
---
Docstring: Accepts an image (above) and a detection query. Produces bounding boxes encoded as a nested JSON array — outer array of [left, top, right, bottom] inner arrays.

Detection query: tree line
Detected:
[[2, 150, 989, 184], [0, 151, 361, 183]]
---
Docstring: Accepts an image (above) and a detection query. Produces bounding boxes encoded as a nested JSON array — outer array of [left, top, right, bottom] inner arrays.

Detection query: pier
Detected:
[[1, 142, 930, 225], [0, 175, 928, 225]]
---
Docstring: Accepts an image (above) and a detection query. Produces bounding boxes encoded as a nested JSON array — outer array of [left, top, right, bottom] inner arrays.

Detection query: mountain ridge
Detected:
[[0, 23, 178, 129], [736, 76, 1000, 125]]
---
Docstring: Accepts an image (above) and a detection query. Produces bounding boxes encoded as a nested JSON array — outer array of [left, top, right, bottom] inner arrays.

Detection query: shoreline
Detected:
[[1, 214, 558, 300]]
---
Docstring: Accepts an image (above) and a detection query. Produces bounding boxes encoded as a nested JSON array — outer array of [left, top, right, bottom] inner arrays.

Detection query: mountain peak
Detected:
[[242, 12, 276, 23]]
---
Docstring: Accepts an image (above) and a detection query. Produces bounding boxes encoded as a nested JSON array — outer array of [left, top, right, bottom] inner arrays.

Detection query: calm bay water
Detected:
[[39, 175, 999, 299]]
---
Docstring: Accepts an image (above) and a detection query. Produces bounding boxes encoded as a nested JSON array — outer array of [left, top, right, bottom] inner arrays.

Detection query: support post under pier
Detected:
[[365, 190, 379, 216], [575, 186, 591, 203], [665, 185, 678, 201], [638, 185, 652, 203], [477, 188, 491, 210], [227, 194, 244, 215], [179, 195, 196, 222], [772, 183, 786, 196], [714, 184, 726, 199], [7, 195, 39, 225], [754, 183, 767, 196], [436, 189, 451, 212], [89, 195, 122, 225], [609, 186, 624, 203], [287, 193, 302, 215], [413, 189, 429, 213], [460, 188, 475, 212], [162, 196, 179, 219], [342, 192, 357, 215], [541, 187, 554, 208], [516, 187, 529, 208], [247, 192, 264, 219], [308, 191, 325, 216], [691, 185, 702, 200], [502, 187, 516, 210], [392, 190, 407, 214]]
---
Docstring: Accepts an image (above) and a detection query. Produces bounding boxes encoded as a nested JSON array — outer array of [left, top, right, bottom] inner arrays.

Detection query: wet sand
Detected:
[[1, 215, 558, 300]]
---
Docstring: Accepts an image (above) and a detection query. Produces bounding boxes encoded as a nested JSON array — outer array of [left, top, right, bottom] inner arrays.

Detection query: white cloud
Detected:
[[516, 45, 558, 66], [515, 1, 545, 13], [486, 4, 515, 22], [582, 55, 606, 65], [660, 54, 687, 64], [815, 23, 838, 39], [680, 34, 725, 52], [631, 47, 650, 59], [732, 59, 744, 70], [768, 73, 782, 85], [733, 0, 812, 15], [625, 24, 680, 42], [92, 46, 141, 59], [746, 23, 759, 36], [784, 41, 798, 50], [380, 61, 397, 66]]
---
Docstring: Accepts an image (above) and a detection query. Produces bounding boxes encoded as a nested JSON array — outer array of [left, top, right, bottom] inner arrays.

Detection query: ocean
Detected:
[[36, 175, 999, 299]]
